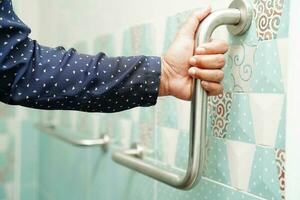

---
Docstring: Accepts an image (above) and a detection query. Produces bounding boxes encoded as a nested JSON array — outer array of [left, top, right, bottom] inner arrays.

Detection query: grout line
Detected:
[[202, 177, 268, 200], [130, 156, 268, 200], [213, 135, 279, 150]]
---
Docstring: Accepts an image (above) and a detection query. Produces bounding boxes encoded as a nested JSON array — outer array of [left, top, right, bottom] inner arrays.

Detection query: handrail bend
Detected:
[[112, 0, 252, 190]]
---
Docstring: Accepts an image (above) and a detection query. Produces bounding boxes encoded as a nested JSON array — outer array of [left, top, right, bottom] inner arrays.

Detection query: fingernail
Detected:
[[190, 57, 197, 65], [189, 68, 196, 75], [196, 47, 206, 54]]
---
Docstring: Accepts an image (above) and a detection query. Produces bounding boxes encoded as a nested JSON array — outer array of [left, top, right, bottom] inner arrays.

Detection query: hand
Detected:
[[159, 6, 228, 100]]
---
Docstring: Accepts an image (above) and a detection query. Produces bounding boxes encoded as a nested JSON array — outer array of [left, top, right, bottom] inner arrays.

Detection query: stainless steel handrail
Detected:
[[112, 0, 252, 190], [36, 124, 110, 149]]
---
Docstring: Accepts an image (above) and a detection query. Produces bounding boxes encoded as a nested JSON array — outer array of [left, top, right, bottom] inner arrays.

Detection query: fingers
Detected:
[[195, 40, 229, 55], [178, 6, 211, 39], [188, 68, 224, 83], [201, 81, 224, 96], [189, 54, 225, 69]]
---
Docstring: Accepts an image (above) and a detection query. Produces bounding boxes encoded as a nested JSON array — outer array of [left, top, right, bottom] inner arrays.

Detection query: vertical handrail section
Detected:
[[112, 0, 252, 190]]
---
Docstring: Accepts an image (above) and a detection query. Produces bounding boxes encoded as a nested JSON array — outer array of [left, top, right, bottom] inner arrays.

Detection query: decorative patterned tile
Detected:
[[275, 149, 286, 200], [208, 93, 233, 138], [253, 0, 285, 40], [223, 42, 257, 92], [224, 39, 284, 93]]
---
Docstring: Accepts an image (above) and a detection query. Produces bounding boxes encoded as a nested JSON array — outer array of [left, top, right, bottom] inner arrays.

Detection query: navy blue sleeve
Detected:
[[0, 0, 161, 112]]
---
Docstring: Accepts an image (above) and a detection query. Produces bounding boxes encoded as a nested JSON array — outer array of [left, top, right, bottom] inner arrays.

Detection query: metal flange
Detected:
[[227, 0, 253, 35]]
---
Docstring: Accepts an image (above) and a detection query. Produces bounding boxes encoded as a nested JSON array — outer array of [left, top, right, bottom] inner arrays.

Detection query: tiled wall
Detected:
[[0, 0, 292, 199]]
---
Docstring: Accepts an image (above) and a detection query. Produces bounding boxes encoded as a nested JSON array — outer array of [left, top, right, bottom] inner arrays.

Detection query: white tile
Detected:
[[160, 127, 179, 166], [0, 134, 9, 152], [249, 94, 284, 147], [226, 140, 256, 191], [176, 100, 191, 131], [120, 119, 132, 147]]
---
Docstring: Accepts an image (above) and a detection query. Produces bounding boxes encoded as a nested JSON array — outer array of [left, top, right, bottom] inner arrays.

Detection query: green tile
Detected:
[[74, 41, 89, 53], [224, 39, 284, 93], [93, 34, 115, 56], [20, 185, 39, 200], [203, 137, 230, 185], [38, 129, 90, 200], [251, 40, 284, 93], [175, 130, 189, 170], [226, 93, 255, 144], [277, 0, 290, 38], [122, 23, 155, 56], [156, 178, 263, 200], [163, 9, 197, 52], [20, 122, 40, 200], [248, 146, 282, 199], [155, 97, 178, 129]]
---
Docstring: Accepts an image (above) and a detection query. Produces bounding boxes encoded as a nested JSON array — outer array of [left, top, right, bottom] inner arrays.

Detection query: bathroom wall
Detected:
[[0, 0, 297, 199], [286, 0, 300, 199]]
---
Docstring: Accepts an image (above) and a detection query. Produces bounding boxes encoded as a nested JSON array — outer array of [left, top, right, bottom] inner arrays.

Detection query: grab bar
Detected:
[[112, 0, 252, 190], [36, 124, 110, 150]]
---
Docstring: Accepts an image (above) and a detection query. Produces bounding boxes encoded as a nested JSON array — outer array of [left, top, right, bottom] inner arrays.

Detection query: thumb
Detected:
[[178, 6, 211, 39]]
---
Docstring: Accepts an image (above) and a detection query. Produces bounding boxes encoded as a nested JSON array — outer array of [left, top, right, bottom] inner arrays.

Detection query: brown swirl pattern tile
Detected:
[[208, 93, 233, 138], [275, 149, 286, 200], [253, 0, 285, 40]]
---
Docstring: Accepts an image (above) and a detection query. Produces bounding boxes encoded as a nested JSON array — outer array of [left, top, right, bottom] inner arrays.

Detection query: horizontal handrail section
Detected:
[[36, 124, 110, 149]]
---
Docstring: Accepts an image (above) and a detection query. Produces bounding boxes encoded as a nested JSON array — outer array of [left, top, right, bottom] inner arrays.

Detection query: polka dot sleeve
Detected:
[[0, 0, 161, 112]]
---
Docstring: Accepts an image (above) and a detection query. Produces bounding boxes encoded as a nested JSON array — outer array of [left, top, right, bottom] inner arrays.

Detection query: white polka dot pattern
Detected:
[[0, 0, 161, 112]]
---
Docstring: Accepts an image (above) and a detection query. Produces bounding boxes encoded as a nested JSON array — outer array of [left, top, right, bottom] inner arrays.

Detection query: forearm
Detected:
[[0, 42, 162, 112], [0, 1, 162, 112]]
